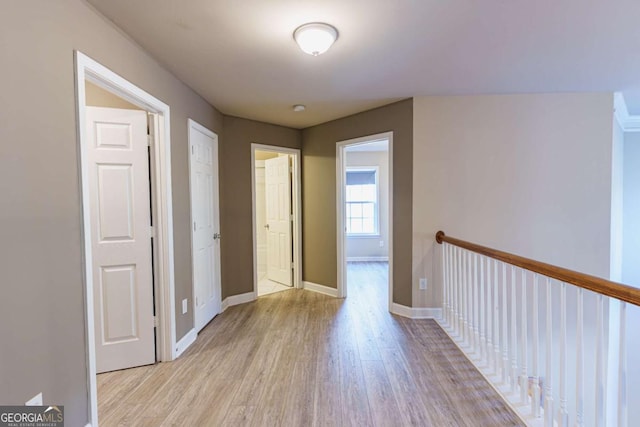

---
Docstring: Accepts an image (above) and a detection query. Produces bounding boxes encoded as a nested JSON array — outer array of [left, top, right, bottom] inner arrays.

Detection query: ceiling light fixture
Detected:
[[293, 104, 306, 112], [293, 22, 338, 56]]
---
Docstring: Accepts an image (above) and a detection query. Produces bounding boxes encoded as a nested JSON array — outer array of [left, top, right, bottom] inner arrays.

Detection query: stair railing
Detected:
[[435, 231, 640, 427]]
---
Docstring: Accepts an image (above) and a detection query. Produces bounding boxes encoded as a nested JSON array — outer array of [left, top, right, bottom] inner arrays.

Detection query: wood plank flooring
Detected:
[[98, 262, 523, 426]]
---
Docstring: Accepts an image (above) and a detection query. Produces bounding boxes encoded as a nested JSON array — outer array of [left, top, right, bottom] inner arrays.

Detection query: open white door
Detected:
[[86, 107, 156, 373], [265, 155, 293, 286], [189, 121, 222, 332]]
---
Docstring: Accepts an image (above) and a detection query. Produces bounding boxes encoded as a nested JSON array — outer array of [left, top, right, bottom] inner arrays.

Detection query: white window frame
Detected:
[[345, 166, 380, 237]]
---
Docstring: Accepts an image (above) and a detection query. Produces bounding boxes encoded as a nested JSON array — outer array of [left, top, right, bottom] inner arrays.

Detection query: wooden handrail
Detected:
[[436, 231, 640, 307]]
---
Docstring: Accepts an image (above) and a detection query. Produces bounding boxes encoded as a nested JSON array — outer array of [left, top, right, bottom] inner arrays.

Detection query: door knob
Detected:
[[264, 224, 270, 230]]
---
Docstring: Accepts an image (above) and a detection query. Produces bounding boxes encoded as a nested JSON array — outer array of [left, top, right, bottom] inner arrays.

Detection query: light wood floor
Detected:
[[98, 262, 523, 426]]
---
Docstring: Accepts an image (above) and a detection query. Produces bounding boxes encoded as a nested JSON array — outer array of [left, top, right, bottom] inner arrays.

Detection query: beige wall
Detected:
[[412, 94, 614, 308], [220, 116, 301, 298], [85, 81, 141, 110], [346, 150, 390, 259], [302, 99, 413, 306], [0, 1, 222, 424]]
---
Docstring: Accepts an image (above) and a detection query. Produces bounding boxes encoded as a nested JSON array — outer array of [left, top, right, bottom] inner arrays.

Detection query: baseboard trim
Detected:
[[221, 291, 256, 312], [346, 256, 389, 262], [303, 281, 339, 297], [175, 328, 197, 358], [390, 303, 442, 319]]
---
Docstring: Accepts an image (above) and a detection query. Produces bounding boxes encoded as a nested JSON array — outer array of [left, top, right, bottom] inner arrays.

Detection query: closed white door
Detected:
[[265, 155, 292, 286], [86, 107, 155, 374], [189, 121, 222, 332]]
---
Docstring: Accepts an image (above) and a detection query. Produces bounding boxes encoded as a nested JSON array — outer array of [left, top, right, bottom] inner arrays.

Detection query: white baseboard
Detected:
[[346, 256, 389, 262], [303, 281, 339, 297], [175, 328, 197, 358], [221, 291, 256, 312], [390, 303, 442, 319]]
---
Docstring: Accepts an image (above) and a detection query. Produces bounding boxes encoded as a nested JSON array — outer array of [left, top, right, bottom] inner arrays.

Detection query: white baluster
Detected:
[[458, 247, 464, 338], [453, 245, 459, 335], [619, 301, 627, 427], [510, 266, 518, 393], [467, 251, 473, 348], [463, 250, 469, 346], [442, 243, 448, 326], [558, 282, 569, 427], [502, 262, 509, 384], [474, 254, 480, 356], [531, 274, 541, 417], [595, 294, 605, 427], [494, 259, 500, 375], [448, 244, 454, 327], [520, 269, 528, 404], [450, 244, 455, 327], [576, 288, 584, 427], [487, 260, 494, 367], [479, 255, 485, 363], [544, 277, 554, 427], [457, 247, 463, 338]]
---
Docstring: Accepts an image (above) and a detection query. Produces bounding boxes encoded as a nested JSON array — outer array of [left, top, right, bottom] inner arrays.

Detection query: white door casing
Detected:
[[265, 155, 293, 286], [189, 120, 222, 332], [86, 107, 156, 373]]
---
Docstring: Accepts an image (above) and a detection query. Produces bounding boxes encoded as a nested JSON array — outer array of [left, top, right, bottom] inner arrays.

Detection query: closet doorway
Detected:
[[251, 144, 302, 297]]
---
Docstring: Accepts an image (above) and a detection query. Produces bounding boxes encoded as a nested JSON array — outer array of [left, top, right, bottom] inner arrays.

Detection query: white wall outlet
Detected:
[[182, 298, 188, 314], [26, 392, 42, 406], [379, 240, 384, 248], [419, 278, 427, 290]]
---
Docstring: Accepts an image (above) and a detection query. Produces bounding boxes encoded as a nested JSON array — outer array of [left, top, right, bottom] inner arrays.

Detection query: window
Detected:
[[346, 168, 378, 235]]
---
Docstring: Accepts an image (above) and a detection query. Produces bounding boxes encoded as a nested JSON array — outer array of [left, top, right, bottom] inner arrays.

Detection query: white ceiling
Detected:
[[87, 0, 640, 129]]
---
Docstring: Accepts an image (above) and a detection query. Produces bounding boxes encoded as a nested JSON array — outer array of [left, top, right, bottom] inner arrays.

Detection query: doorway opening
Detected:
[[75, 51, 176, 426], [337, 133, 393, 311], [251, 144, 302, 297]]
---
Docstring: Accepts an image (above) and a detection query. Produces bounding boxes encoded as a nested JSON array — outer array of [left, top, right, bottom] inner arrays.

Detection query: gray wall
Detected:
[[622, 131, 640, 425], [0, 1, 222, 424], [302, 99, 413, 306], [413, 94, 615, 308], [220, 116, 302, 298], [622, 132, 640, 286]]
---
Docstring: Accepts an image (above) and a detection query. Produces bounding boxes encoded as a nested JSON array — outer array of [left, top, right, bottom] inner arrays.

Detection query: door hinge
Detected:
[[291, 262, 295, 269], [191, 145, 195, 155], [290, 214, 294, 221], [153, 316, 159, 328], [150, 225, 156, 238], [147, 135, 153, 147], [193, 221, 196, 232]]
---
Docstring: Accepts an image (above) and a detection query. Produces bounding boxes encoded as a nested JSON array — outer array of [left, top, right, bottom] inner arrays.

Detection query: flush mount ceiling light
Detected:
[[293, 22, 338, 56], [293, 104, 306, 112]]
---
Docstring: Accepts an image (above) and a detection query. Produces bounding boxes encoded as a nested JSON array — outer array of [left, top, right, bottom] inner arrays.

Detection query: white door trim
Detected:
[[250, 144, 303, 297], [75, 51, 177, 427], [187, 118, 222, 331], [336, 132, 394, 312]]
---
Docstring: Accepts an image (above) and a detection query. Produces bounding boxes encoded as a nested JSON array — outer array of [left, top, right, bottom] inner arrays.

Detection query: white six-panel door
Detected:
[[189, 121, 221, 332], [86, 107, 156, 374], [265, 155, 293, 286]]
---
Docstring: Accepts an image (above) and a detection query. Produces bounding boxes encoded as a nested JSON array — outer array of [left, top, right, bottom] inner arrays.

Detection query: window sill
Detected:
[[347, 234, 381, 239]]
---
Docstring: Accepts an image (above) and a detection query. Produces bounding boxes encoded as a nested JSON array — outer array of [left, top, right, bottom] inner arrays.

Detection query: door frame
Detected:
[[74, 51, 177, 426], [250, 144, 303, 296], [187, 119, 222, 331], [336, 132, 394, 311]]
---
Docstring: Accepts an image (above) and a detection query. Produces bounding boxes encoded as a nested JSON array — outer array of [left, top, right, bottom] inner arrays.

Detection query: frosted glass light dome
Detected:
[[293, 23, 338, 56]]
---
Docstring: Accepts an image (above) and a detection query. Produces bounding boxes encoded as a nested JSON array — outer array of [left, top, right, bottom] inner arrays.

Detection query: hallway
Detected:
[[97, 263, 522, 426]]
